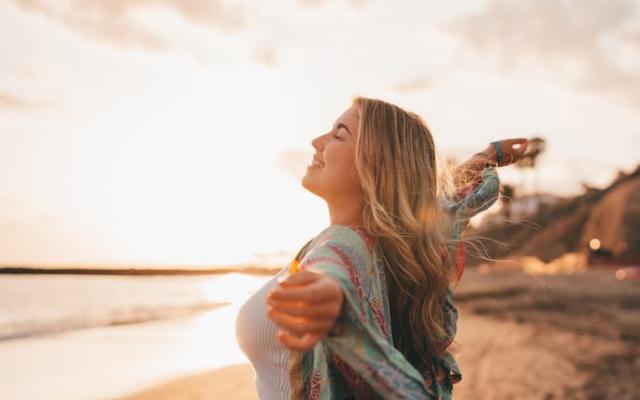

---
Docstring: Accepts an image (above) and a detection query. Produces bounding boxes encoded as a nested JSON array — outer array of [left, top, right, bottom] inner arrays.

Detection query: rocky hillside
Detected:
[[465, 165, 640, 266]]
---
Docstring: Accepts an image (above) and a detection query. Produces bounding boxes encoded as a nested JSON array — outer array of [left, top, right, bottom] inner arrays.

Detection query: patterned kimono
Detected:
[[287, 167, 500, 399]]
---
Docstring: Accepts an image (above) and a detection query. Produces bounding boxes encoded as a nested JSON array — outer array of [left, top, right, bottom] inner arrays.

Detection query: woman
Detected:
[[236, 97, 527, 399]]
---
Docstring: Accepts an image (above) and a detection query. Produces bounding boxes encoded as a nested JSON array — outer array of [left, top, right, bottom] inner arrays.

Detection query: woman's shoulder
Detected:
[[299, 224, 376, 272], [315, 224, 375, 255]]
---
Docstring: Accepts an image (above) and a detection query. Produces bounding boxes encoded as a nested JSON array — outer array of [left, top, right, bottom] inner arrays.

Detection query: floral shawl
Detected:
[[287, 167, 500, 400]]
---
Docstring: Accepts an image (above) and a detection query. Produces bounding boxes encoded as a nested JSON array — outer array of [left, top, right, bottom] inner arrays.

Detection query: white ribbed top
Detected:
[[235, 266, 290, 399]]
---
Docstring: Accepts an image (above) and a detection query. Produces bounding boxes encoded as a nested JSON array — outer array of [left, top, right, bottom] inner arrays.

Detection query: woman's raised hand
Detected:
[[452, 137, 529, 189], [266, 269, 344, 352], [484, 138, 529, 166]]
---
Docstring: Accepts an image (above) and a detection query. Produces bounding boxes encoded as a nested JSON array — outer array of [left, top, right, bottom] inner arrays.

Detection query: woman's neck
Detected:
[[327, 197, 365, 228]]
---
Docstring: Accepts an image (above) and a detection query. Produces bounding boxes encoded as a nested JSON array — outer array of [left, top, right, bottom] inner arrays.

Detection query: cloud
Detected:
[[296, 0, 326, 8], [389, 76, 432, 95], [14, 0, 253, 50], [0, 84, 60, 112], [251, 46, 278, 68], [441, 0, 640, 108], [0, 92, 32, 110], [296, 0, 368, 10]]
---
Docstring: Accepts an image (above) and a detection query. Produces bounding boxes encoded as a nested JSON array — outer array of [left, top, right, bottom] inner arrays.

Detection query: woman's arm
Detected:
[[268, 236, 439, 399], [452, 138, 529, 190], [267, 268, 344, 351], [444, 139, 528, 286]]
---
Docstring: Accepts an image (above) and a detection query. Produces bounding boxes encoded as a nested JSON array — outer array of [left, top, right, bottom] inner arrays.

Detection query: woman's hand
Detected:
[[266, 269, 344, 352], [453, 138, 529, 188], [482, 138, 529, 167]]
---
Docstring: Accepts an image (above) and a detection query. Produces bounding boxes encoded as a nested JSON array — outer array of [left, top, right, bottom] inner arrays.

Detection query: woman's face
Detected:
[[301, 105, 362, 203]]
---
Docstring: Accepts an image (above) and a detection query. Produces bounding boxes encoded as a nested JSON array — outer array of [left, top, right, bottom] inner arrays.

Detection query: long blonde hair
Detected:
[[352, 96, 452, 366]]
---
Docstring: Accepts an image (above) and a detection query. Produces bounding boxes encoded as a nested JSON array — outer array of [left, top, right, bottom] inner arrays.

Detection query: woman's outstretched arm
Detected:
[[267, 233, 440, 399], [452, 138, 529, 189]]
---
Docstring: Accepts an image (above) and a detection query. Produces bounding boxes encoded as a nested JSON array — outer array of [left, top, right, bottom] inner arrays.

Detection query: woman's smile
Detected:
[[307, 156, 325, 169]]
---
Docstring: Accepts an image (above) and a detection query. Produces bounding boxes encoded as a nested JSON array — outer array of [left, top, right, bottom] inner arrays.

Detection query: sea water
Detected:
[[0, 272, 272, 400]]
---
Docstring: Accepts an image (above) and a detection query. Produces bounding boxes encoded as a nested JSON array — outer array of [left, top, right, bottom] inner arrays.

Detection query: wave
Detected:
[[0, 301, 229, 341]]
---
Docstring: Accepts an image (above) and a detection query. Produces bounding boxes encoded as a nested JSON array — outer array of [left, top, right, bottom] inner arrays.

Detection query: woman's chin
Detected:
[[301, 174, 312, 190], [301, 175, 321, 196]]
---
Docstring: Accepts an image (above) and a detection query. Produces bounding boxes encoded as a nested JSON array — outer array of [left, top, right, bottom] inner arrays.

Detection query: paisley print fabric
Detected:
[[287, 166, 500, 399]]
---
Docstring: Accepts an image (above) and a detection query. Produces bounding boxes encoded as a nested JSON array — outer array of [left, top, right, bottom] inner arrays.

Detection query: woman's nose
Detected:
[[311, 134, 325, 150]]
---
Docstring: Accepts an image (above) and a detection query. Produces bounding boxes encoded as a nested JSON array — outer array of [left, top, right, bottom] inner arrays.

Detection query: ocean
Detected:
[[0, 273, 271, 340], [0, 272, 274, 400]]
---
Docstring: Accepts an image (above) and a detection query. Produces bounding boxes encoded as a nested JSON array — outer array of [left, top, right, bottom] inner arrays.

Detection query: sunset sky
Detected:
[[1, 0, 639, 267]]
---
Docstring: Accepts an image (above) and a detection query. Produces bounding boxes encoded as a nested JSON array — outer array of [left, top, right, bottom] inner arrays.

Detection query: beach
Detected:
[[121, 364, 257, 400], [0, 273, 270, 400], [2, 268, 637, 399], [119, 267, 639, 400]]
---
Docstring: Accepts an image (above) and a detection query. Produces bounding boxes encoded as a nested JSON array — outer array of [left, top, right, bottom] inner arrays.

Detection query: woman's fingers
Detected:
[[277, 269, 318, 286], [277, 329, 323, 352], [267, 308, 335, 335], [507, 138, 528, 155], [495, 138, 529, 166], [504, 137, 528, 146], [268, 278, 340, 304], [507, 139, 529, 164], [268, 285, 336, 303], [268, 299, 342, 319], [266, 271, 344, 349]]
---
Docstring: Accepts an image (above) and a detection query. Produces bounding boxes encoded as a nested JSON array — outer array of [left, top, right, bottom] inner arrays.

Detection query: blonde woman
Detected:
[[236, 97, 527, 399]]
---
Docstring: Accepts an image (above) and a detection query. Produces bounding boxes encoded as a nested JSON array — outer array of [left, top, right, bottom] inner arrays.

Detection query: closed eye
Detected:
[[333, 123, 350, 139]]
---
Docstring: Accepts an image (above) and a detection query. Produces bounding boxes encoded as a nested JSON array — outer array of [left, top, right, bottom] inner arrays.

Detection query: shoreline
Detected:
[[119, 268, 639, 400], [0, 300, 262, 400], [4, 269, 635, 399]]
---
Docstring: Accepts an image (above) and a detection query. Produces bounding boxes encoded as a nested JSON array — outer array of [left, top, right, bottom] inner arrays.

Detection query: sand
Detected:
[[121, 363, 257, 400], [121, 268, 639, 400]]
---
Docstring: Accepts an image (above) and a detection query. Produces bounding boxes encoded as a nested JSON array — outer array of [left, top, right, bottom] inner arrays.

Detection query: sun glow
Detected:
[[86, 67, 329, 267]]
